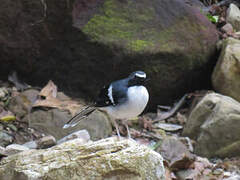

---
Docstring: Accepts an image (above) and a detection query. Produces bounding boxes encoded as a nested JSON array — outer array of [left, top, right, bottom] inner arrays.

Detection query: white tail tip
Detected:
[[63, 123, 77, 129]]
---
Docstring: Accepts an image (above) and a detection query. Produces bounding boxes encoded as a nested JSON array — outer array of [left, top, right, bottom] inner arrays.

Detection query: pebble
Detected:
[[221, 23, 234, 34], [37, 135, 56, 149], [57, 129, 90, 144], [5, 144, 29, 156], [0, 131, 13, 147], [154, 123, 183, 131], [22, 141, 38, 149]]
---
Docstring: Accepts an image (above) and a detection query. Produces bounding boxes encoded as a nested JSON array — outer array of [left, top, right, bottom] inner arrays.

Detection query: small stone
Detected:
[[224, 175, 240, 180], [21, 89, 39, 103], [8, 94, 30, 118], [0, 131, 13, 147], [154, 123, 183, 131], [221, 23, 234, 34], [179, 137, 194, 152], [0, 146, 7, 157], [57, 129, 90, 144], [156, 136, 195, 170], [37, 135, 56, 149], [5, 144, 29, 156], [22, 141, 37, 149], [0, 88, 9, 101], [226, 3, 240, 31], [176, 169, 196, 180], [212, 168, 223, 175], [223, 171, 232, 177], [7, 124, 17, 132]]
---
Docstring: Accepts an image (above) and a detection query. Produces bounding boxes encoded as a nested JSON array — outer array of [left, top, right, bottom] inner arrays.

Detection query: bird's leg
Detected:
[[122, 120, 131, 139], [113, 119, 121, 139]]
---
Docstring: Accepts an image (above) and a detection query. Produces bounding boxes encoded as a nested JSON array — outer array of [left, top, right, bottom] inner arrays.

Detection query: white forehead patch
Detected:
[[135, 72, 146, 78]]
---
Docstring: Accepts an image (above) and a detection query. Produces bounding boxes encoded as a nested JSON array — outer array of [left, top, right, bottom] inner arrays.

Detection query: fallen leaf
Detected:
[[39, 80, 57, 98], [33, 81, 83, 116], [33, 98, 82, 116], [0, 110, 16, 122]]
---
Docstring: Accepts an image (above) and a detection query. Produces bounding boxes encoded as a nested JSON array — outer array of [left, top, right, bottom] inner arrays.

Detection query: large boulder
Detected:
[[182, 93, 240, 158], [0, 137, 165, 180], [212, 38, 240, 102], [0, 0, 218, 107]]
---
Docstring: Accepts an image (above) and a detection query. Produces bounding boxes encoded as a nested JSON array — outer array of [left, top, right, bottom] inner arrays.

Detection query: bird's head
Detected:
[[128, 71, 148, 86]]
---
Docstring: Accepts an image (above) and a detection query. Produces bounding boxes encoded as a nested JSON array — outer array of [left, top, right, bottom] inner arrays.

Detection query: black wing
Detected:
[[111, 79, 128, 105], [95, 79, 128, 107], [63, 79, 129, 129], [95, 84, 114, 107]]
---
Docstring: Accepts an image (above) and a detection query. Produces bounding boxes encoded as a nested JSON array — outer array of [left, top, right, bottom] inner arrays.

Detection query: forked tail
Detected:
[[63, 105, 96, 129]]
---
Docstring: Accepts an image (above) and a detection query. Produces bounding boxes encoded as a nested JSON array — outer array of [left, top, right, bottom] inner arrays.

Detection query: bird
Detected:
[[63, 71, 149, 139]]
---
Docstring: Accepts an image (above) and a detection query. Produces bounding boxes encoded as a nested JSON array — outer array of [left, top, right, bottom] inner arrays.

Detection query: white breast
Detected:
[[105, 86, 149, 119]]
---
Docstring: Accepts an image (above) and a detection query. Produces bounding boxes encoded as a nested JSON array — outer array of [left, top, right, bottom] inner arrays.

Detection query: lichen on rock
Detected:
[[0, 137, 165, 180]]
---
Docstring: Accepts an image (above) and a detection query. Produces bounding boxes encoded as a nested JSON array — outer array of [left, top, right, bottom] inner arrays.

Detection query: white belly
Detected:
[[104, 86, 149, 119]]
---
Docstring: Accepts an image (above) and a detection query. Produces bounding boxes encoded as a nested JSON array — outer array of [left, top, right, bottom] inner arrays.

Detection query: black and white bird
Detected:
[[63, 71, 149, 138]]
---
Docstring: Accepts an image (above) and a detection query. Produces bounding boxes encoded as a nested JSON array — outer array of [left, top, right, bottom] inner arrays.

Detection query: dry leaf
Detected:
[[39, 80, 57, 98], [33, 81, 82, 116], [0, 110, 16, 122]]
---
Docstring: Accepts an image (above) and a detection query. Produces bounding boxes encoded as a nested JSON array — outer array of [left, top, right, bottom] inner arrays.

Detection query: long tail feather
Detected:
[[63, 105, 96, 129]]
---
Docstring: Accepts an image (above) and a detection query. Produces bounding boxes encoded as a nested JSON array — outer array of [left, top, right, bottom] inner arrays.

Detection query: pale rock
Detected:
[[57, 129, 90, 144], [154, 122, 183, 131], [0, 137, 165, 180], [156, 136, 195, 170], [36, 135, 56, 149], [183, 93, 240, 157], [226, 3, 240, 31], [212, 37, 240, 102], [29, 108, 112, 141], [221, 23, 233, 34], [4, 144, 29, 156], [0, 131, 13, 147], [22, 141, 37, 149]]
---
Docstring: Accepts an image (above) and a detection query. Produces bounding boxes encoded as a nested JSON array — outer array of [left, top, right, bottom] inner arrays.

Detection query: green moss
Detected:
[[127, 40, 154, 52], [216, 140, 240, 157], [82, 0, 157, 52], [82, 0, 211, 57]]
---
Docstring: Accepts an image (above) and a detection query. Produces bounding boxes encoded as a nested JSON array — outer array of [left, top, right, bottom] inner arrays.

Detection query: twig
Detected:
[[202, 0, 234, 13], [153, 94, 188, 123], [130, 128, 163, 141], [31, 0, 47, 25]]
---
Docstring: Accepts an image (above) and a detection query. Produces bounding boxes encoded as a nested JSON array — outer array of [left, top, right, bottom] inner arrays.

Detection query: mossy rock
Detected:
[[75, 0, 218, 106], [0, 0, 218, 108]]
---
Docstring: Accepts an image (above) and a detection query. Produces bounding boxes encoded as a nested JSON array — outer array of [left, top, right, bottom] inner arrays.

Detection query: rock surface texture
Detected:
[[0, 0, 218, 107], [0, 137, 165, 180], [29, 108, 112, 141], [212, 38, 240, 102], [183, 93, 240, 158], [226, 3, 240, 31]]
